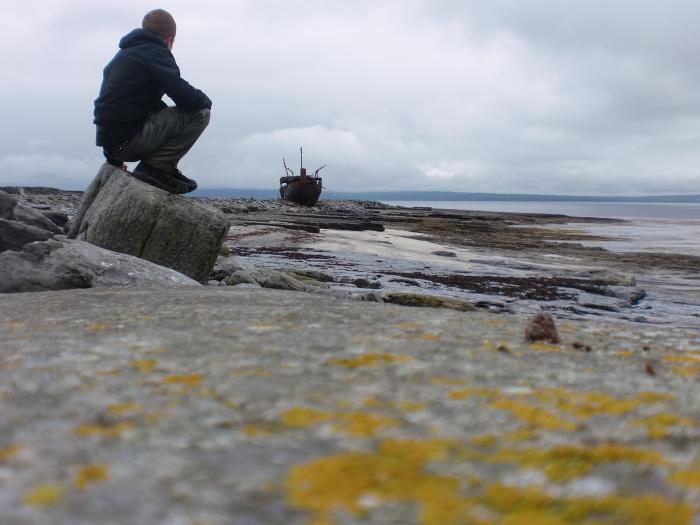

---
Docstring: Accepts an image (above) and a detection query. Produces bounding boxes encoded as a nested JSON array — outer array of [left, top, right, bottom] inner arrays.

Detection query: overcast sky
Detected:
[[1, 1, 699, 195]]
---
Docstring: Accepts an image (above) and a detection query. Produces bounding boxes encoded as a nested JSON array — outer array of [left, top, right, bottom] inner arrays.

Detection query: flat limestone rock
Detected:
[[0, 238, 200, 292], [68, 164, 229, 283], [0, 288, 698, 523]]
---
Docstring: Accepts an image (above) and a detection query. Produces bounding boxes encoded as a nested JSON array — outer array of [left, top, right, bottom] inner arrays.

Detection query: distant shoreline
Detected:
[[3, 185, 699, 203], [189, 187, 700, 203]]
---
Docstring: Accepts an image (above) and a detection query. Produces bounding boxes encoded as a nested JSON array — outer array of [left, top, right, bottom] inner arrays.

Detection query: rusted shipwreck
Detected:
[[279, 147, 324, 206]]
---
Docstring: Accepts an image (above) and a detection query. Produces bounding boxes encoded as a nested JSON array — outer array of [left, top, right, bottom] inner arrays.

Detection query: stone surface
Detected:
[[68, 164, 229, 283], [0, 239, 200, 293], [0, 287, 698, 524], [0, 218, 52, 252]]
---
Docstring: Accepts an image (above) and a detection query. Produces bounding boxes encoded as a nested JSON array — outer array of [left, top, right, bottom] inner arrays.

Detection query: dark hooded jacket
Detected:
[[94, 28, 212, 150]]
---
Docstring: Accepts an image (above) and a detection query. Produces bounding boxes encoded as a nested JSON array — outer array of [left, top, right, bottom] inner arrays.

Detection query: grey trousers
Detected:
[[116, 107, 210, 172]]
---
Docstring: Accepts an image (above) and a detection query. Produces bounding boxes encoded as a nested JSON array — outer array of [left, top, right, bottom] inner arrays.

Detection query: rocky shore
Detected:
[[1, 185, 699, 524], [5, 186, 699, 325]]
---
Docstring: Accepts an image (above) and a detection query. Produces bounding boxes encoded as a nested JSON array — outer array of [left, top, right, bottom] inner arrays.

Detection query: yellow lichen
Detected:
[[469, 434, 497, 447], [129, 359, 157, 373], [107, 402, 142, 415], [332, 412, 398, 437], [281, 407, 398, 437], [416, 332, 441, 341], [74, 464, 108, 490], [398, 401, 428, 412], [95, 368, 120, 376], [482, 340, 512, 352], [614, 350, 635, 358], [663, 355, 700, 364], [671, 365, 700, 377], [635, 391, 675, 403], [23, 483, 62, 507], [503, 428, 536, 442], [86, 323, 109, 333], [147, 346, 170, 354], [73, 421, 133, 437], [286, 438, 465, 525], [161, 373, 202, 385], [669, 468, 700, 487], [392, 322, 424, 329], [449, 387, 499, 400], [632, 413, 694, 439], [327, 352, 413, 368], [362, 397, 381, 408], [282, 407, 332, 427], [286, 440, 693, 525], [491, 443, 663, 481], [487, 398, 577, 431], [242, 423, 279, 436], [141, 412, 168, 424], [527, 343, 564, 353], [480, 483, 693, 525], [528, 388, 660, 419], [5, 320, 24, 332], [0, 444, 21, 460]]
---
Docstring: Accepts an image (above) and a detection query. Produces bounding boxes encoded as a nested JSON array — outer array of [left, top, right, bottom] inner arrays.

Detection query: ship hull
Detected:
[[279, 177, 322, 206]]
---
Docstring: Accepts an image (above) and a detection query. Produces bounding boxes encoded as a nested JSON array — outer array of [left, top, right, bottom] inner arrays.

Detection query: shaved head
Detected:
[[142, 9, 176, 40]]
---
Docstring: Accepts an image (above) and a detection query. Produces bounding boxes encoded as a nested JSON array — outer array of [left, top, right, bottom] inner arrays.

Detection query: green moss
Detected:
[[384, 293, 475, 311]]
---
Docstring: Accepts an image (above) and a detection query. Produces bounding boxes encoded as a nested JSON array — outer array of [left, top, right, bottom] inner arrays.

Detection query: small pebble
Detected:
[[524, 312, 560, 344]]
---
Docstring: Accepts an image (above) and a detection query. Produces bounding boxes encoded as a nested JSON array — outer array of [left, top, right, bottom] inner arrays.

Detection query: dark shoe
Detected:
[[170, 168, 198, 193], [105, 157, 123, 168], [132, 162, 188, 194]]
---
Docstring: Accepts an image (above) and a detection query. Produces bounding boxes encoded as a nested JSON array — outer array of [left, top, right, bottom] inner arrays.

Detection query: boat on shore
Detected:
[[279, 147, 324, 206]]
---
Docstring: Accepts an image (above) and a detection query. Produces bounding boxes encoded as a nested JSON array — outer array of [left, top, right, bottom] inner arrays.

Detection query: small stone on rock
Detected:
[[524, 312, 560, 344]]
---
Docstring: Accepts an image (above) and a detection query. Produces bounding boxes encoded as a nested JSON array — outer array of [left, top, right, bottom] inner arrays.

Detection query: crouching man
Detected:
[[93, 9, 211, 194]]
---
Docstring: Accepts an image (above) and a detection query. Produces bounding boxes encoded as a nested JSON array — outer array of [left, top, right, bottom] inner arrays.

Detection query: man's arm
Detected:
[[148, 48, 212, 110]]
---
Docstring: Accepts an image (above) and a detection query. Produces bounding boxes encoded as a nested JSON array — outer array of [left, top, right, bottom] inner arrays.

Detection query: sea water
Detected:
[[382, 201, 700, 220], [383, 201, 700, 257]]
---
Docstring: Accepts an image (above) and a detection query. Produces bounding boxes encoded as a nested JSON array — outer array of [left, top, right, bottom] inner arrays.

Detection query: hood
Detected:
[[119, 28, 166, 49]]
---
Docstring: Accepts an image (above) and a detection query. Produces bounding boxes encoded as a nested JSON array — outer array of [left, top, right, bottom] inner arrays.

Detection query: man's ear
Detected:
[[165, 35, 175, 50]]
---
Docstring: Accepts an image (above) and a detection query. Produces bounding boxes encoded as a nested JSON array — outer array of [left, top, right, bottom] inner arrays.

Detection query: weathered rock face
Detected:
[[68, 164, 230, 283], [0, 189, 17, 218], [0, 238, 200, 293], [1, 287, 699, 524], [12, 202, 64, 234], [0, 218, 53, 252], [0, 190, 63, 253]]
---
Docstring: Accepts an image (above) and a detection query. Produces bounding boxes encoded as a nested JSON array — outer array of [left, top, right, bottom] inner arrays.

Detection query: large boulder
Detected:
[[0, 238, 200, 293], [0, 190, 17, 219], [68, 164, 229, 283]]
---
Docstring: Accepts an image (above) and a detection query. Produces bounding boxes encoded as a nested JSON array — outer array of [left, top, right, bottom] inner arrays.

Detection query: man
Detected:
[[93, 9, 211, 194]]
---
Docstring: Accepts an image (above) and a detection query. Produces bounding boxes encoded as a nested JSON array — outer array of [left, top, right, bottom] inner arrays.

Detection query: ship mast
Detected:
[[300, 146, 303, 171]]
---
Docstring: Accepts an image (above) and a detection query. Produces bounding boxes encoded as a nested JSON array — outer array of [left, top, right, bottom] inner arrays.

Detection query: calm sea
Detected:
[[383, 201, 700, 256], [382, 201, 700, 220]]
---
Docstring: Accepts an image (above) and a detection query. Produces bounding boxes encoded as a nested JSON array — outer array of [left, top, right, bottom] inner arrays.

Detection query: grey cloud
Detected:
[[0, 0, 698, 195]]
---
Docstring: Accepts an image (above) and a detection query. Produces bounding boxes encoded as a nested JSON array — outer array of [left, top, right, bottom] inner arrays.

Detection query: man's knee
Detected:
[[195, 108, 210, 129]]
